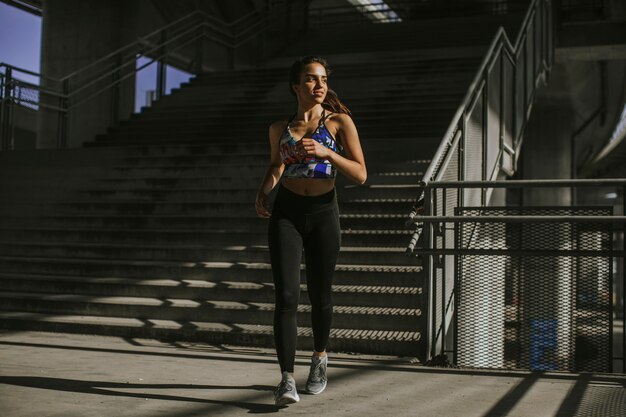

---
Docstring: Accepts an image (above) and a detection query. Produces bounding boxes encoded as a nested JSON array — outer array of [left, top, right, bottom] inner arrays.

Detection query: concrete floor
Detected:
[[0, 331, 625, 417]]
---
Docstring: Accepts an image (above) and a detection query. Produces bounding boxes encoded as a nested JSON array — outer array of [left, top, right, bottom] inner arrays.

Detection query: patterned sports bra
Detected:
[[279, 111, 343, 179]]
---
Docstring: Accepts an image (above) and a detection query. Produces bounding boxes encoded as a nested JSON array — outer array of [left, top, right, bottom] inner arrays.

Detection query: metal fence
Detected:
[[406, 0, 554, 364], [457, 206, 613, 372], [410, 179, 625, 373]]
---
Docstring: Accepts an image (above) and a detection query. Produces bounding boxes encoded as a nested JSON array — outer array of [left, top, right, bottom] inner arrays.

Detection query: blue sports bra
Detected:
[[279, 111, 343, 179]]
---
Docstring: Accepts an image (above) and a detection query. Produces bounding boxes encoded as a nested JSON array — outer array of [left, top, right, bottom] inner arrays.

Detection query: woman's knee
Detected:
[[275, 288, 300, 312]]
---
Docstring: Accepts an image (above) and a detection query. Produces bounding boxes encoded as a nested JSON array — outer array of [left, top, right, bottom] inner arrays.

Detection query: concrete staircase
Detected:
[[0, 50, 482, 357]]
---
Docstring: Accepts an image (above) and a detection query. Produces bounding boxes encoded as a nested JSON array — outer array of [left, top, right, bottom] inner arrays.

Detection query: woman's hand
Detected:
[[255, 190, 271, 218], [295, 138, 331, 160]]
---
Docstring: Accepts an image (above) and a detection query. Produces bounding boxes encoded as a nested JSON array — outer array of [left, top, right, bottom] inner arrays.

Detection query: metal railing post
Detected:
[[156, 31, 167, 100], [8, 83, 15, 150], [58, 78, 69, 149], [421, 184, 434, 360], [110, 52, 121, 128], [0, 68, 11, 151]]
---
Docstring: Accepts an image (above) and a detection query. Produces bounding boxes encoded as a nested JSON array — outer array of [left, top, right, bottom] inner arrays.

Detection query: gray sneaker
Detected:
[[305, 355, 327, 394], [274, 372, 300, 406]]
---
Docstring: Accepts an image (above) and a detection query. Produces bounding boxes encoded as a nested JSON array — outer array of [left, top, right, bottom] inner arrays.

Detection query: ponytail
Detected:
[[323, 89, 352, 116], [289, 56, 352, 116]]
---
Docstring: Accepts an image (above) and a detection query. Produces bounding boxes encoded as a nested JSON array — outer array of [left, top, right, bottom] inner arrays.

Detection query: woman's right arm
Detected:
[[255, 121, 285, 218]]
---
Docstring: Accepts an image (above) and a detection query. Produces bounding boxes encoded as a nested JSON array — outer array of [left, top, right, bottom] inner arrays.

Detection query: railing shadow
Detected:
[[0, 376, 281, 414]]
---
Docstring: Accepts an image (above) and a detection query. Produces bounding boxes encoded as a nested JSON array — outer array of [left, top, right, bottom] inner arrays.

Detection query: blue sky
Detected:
[[0, 3, 41, 84], [0, 3, 191, 112]]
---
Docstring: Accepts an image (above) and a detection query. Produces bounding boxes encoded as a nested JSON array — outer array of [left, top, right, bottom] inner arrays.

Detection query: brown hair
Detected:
[[289, 56, 352, 116]]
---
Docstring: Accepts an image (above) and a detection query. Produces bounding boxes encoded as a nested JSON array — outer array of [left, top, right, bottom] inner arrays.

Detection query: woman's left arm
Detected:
[[299, 113, 367, 184]]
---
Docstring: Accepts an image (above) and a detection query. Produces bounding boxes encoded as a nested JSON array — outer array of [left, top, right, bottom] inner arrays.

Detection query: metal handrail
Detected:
[[419, 179, 626, 188], [60, 7, 265, 83], [420, 29, 510, 183], [68, 22, 205, 98], [2, 8, 263, 89], [0, 63, 55, 82], [5, 77, 66, 98], [421, 0, 548, 185], [415, 215, 626, 223], [59, 10, 206, 81], [407, 0, 554, 363], [63, 10, 272, 97], [68, 14, 275, 109], [69, 36, 201, 109]]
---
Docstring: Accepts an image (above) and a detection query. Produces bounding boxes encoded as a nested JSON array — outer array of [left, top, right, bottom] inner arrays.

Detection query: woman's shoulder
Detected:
[[268, 119, 289, 144], [325, 112, 354, 127], [269, 119, 289, 135], [270, 119, 289, 130]]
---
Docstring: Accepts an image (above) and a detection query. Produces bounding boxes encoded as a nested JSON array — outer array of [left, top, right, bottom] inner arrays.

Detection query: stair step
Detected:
[[88, 172, 421, 188], [132, 99, 461, 118], [192, 60, 478, 80], [0, 281, 420, 308], [0, 290, 421, 330], [65, 185, 419, 201], [0, 49, 484, 359], [0, 311, 421, 355], [94, 124, 450, 140], [0, 241, 418, 265], [0, 258, 422, 284], [0, 200, 416, 217], [0, 213, 414, 230], [0, 227, 414, 246]]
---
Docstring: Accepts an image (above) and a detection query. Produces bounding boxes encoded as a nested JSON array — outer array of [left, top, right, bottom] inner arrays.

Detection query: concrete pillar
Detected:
[[517, 63, 579, 370], [37, 0, 165, 148], [521, 96, 574, 205]]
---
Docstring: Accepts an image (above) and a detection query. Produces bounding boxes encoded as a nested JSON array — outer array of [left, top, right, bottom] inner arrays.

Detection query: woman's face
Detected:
[[292, 62, 328, 105]]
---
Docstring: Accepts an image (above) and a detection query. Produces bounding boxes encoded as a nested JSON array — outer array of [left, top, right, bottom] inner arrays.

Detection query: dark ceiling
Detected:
[[150, 0, 267, 24]]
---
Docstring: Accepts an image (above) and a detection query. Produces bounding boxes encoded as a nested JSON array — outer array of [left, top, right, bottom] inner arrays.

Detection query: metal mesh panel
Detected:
[[431, 125, 459, 182], [14, 84, 40, 110], [464, 90, 484, 207], [486, 55, 501, 180], [456, 207, 612, 372]]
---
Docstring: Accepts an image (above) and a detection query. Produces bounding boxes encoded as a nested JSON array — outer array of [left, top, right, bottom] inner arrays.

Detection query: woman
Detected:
[[255, 56, 366, 406]]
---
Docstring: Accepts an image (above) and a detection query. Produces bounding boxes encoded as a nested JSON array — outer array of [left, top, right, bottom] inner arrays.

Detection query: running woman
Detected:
[[255, 56, 367, 406]]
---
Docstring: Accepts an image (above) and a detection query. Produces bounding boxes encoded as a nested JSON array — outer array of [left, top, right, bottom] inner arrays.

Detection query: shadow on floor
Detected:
[[0, 376, 282, 414]]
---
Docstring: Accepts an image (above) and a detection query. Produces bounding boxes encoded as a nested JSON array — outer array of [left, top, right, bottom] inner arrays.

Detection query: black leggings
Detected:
[[268, 184, 341, 373]]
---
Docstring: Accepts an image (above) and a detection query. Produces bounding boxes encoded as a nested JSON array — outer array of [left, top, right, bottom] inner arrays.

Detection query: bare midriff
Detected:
[[282, 177, 335, 196]]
